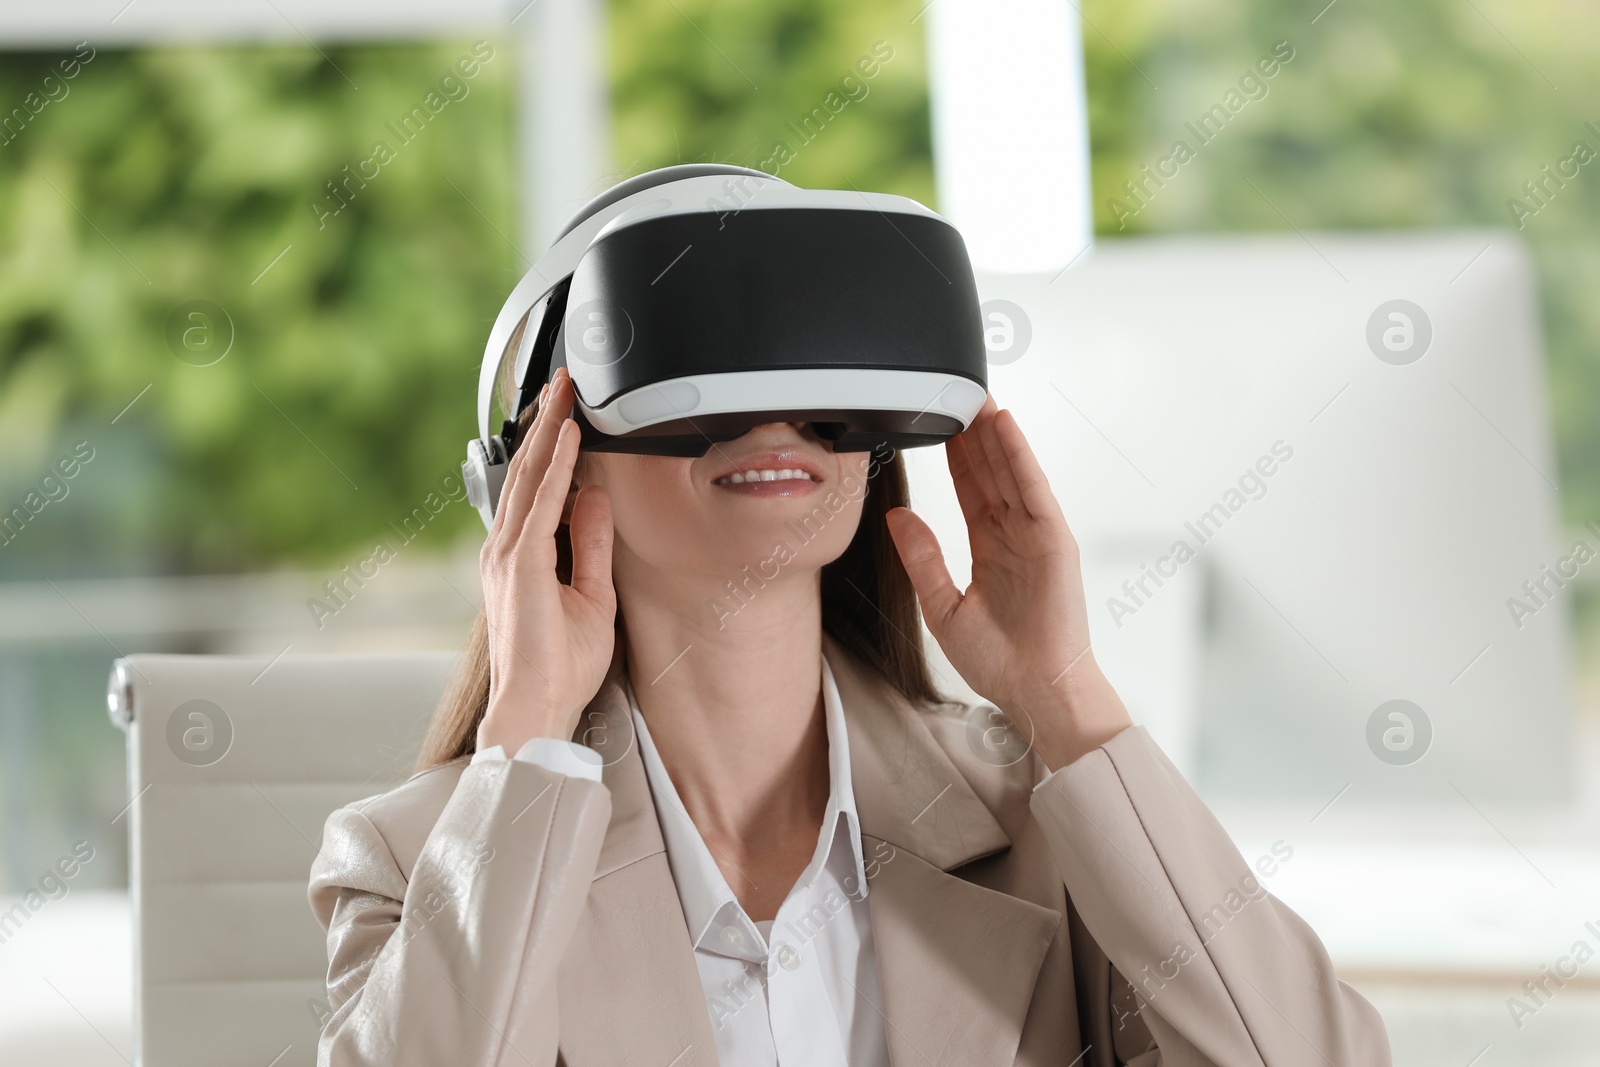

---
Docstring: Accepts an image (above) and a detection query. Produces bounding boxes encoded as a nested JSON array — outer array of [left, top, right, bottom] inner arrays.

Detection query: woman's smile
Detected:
[[712, 469, 821, 496], [708, 447, 826, 496]]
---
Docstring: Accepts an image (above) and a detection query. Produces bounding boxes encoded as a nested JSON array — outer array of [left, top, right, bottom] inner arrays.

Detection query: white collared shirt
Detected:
[[472, 652, 890, 1065]]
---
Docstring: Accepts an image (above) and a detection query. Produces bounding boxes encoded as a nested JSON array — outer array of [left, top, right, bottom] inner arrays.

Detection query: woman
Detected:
[[308, 298, 1391, 1065]]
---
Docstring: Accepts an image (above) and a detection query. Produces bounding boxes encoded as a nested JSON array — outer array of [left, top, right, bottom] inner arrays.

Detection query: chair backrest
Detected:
[[107, 651, 458, 1067]]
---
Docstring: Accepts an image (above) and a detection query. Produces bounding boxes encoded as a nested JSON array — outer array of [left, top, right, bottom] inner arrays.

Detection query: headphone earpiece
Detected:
[[462, 434, 509, 527]]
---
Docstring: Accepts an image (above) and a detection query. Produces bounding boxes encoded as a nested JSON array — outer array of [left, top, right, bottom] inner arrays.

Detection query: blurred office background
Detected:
[[1, 0, 1598, 1063]]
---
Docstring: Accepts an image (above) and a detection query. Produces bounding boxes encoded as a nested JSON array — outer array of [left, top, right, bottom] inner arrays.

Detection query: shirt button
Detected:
[[775, 943, 801, 971], [721, 927, 743, 949]]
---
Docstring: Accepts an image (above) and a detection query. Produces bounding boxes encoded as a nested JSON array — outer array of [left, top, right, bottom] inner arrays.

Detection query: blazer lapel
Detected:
[[556, 634, 1062, 1067], [824, 632, 1063, 1067], [557, 642, 720, 1067]]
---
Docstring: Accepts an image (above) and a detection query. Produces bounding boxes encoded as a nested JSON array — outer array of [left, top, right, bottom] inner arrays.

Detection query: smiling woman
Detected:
[[303, 166, 1392, 1066]]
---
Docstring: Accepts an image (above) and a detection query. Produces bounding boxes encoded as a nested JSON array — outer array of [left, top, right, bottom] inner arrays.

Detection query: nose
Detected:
[[738, 420, 816, 439]]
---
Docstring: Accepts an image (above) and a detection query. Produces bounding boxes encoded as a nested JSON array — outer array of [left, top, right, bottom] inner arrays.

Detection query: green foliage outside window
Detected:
[[0, 0, 1597, 582]]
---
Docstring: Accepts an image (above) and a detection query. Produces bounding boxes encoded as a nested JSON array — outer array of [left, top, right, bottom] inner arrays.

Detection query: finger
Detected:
[[993, 408, 1065, 524], [486, 379, 551, 546], [884, 506, 963, 633], [956, 395, 1004, 512], [496, 372, 565, 546], [488, 378, 547, 538], [533, 367, 577, 466], [947, 395, 998, 515], [978, 404, 1024, 510], [520, 416, 580, 545], [567, 483, 616, 610], [943, 432, 988, 527]]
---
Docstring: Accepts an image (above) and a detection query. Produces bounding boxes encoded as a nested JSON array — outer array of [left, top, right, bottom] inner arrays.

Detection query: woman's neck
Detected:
[[620, 581, 834, 922]]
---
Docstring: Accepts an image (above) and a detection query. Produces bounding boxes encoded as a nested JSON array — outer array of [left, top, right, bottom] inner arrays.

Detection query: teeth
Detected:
[[716, 467, 816, 485]]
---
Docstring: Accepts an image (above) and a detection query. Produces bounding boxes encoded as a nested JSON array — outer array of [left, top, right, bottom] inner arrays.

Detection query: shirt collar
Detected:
[[626, 648, 870, 951]]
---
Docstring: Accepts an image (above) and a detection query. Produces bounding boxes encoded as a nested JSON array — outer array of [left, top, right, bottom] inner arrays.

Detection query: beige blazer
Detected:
[[308, 631, 1390, 1066]]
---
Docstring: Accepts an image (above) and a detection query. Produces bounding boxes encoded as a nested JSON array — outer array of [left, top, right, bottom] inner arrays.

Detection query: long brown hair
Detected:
[[415, 395, 952, 769]]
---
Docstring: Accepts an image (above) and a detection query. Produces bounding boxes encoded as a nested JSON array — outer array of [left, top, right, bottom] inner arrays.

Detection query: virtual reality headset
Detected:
[[463, 162, 989, 527]]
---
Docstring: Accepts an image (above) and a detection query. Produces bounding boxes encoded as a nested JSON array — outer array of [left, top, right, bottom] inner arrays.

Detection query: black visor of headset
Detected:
[[462, 164, 989, 527]]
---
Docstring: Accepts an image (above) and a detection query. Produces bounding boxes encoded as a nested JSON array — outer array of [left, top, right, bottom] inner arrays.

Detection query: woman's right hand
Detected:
[[475, 365, 617, 756]]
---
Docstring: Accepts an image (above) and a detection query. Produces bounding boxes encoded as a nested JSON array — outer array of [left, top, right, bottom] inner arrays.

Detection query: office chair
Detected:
[[107, 651, 455, 1067]]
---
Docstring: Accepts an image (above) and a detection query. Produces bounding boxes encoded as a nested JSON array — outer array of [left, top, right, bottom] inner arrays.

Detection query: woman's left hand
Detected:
[[885, 392, 1134, 772]]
